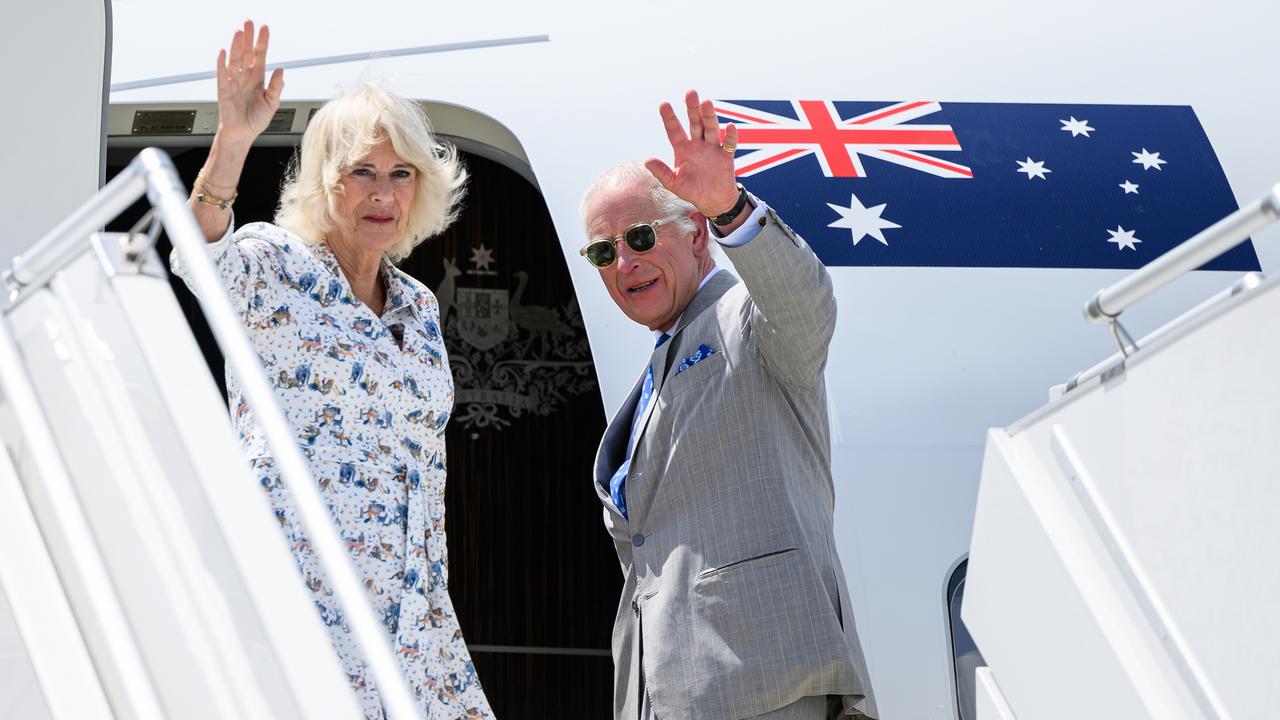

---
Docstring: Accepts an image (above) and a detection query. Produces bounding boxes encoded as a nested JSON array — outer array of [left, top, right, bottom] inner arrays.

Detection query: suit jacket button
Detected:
[[632, 534, 645, 547]]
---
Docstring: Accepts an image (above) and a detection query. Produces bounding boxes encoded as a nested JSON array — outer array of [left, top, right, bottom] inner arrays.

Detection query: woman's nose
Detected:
[[370, 176, 394, 200]]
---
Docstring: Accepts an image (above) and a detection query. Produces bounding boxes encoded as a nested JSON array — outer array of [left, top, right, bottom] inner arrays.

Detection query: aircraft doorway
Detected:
[[106, 116, 616, 717]]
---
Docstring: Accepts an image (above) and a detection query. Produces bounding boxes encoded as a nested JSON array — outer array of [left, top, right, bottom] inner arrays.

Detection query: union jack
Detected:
[[714, 100, 973, 180]]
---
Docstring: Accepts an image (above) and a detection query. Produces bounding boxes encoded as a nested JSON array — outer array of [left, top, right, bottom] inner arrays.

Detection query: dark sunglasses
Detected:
[[579, 216, 681, 268]]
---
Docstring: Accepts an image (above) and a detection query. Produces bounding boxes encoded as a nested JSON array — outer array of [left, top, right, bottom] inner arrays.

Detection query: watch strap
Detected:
[[710, 184, 749, 227]]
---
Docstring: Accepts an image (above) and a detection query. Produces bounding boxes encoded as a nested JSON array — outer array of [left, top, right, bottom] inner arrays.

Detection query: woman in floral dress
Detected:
[[171, 20, 493, 719]]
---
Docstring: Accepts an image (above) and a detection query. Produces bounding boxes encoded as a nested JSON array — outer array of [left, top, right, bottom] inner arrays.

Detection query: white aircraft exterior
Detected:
[[3, 1, 1277, 718]]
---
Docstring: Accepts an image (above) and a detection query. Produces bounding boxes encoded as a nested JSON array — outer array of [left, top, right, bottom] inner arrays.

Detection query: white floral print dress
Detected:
[[172, 221, 493, 720]]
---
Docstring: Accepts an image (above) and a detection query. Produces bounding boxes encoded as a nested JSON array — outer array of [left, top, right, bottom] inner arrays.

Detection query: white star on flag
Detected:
[[1119, 180, 1140, 194], [1106, 226, 1142, 251], [469, 244, 496, 271], [1060, 117, 1094, 137], [827, 193, 901, 246], [1016, 157, 1052, 180], [1132, 148, 1166, 170]]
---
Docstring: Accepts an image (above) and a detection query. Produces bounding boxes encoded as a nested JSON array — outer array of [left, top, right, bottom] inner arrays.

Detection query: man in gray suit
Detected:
[[580, 90, 877, 720]]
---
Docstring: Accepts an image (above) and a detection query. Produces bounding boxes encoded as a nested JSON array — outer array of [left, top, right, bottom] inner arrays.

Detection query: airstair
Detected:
[[964, 186, 1280, 719], [0, 149, 420, 718]]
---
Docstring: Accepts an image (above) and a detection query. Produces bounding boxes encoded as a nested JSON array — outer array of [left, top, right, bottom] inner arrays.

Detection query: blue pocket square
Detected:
[[673, 344, 717, 376]]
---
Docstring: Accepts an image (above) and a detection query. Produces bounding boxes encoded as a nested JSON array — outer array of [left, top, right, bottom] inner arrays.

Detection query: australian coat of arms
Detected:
[[434, 246, 595, 430]]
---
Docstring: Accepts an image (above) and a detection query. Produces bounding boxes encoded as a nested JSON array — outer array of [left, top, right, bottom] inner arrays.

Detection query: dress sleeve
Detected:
[[169, 216, 280, 320]]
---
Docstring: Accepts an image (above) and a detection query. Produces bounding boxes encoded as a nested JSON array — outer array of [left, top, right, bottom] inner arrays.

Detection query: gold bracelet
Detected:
[[194, 170, 238, 211]]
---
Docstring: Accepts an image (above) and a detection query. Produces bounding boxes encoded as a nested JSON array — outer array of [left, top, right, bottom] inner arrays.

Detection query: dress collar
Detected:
[[380, 262, 426, 322], [314, 240, 425, 322]]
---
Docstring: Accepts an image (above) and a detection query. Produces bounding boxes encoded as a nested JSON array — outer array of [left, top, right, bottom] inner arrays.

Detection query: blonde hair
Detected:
[[275, 82, 467, 262]]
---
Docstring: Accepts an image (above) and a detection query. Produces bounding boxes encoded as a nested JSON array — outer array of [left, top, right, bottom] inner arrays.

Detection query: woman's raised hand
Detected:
[[190, 20, 282, 241], [216, 20, 284, 146]]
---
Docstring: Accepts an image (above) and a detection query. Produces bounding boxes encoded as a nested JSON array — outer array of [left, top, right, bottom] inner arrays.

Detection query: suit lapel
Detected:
[[631, 270, 740, 451], [673, 270, 740, 335], [594, 370, 646, 514]]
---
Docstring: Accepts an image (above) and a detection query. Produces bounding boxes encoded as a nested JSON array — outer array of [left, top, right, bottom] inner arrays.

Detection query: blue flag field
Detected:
[[717, 99, 1260, 271]]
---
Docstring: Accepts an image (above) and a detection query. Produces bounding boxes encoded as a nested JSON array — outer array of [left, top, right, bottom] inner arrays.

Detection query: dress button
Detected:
[[632, 534, 646, 547]]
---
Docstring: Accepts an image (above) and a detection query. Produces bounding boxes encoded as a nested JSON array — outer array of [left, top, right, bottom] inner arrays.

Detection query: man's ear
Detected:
[[689, 211, 710, 256]]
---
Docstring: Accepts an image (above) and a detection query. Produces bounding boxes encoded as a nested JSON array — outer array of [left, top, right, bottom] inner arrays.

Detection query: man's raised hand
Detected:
[[644, 90, 741, 218]]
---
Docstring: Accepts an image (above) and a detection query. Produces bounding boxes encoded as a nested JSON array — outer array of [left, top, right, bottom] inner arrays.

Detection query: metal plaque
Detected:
[[265, 108, 296, 134], [131, 110, 196, 135]]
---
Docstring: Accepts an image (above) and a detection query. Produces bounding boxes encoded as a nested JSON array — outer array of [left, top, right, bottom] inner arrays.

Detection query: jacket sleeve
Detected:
[[721, 206, 837, 388]]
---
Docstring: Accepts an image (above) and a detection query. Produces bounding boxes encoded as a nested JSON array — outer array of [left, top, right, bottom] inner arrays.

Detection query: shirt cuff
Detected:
[[710, 194, 769, 248]]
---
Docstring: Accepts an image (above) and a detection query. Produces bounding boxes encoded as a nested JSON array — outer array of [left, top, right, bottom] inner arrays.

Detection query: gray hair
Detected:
[[274, 82, 467, 262], [579, 162, 699, 237]]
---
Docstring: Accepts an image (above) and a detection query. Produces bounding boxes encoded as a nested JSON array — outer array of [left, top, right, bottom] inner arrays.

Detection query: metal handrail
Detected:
[[1065, 272, 1265, 394], [1084, 183, 1280, 323], [3, 148, 421, 720], [4, 167, 147, 298]]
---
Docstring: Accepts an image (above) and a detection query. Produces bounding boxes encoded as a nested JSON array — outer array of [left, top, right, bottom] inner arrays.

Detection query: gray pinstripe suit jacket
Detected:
[[593, 208, 877, 720]]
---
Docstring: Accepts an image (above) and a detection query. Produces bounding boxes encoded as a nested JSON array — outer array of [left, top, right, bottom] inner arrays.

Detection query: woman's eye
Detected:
[[392, 170, 413, 179], [351, 168, 372, 177]]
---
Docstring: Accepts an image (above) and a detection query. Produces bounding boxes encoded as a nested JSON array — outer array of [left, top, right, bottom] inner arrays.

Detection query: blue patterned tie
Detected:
[[609, 333, 670, 518]]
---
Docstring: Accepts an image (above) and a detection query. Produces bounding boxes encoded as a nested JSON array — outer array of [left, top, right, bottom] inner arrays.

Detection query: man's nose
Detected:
[[613, 241, 643, 270]]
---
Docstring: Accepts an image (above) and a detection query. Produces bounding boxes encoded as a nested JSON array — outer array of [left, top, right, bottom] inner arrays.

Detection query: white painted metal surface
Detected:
[[0, 0, 112, 709], [0, 590, 52, 720], [967, 269, 1280, 718], [4, 266, 268, 718], [0, 441, 110, 720], [973, 668, 1016, 720], [0, 0, 107, 260], [0, 308, 166, 719]]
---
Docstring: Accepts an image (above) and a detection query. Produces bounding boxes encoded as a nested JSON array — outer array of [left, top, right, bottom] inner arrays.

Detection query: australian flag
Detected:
[[717, 100, 1260, 270]]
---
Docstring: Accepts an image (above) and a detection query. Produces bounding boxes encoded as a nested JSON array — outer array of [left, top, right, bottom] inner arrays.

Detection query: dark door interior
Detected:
[[105, 140, 618, 718]]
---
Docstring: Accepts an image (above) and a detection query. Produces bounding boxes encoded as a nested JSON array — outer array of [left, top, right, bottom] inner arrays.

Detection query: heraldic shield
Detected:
[[457, 287, 511, 351]]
